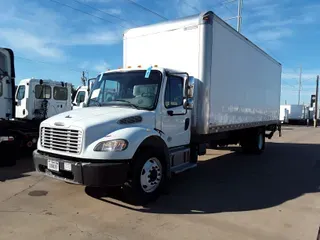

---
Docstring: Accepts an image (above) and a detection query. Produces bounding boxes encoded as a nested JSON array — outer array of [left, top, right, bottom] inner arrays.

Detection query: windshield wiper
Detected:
[[113, 99, 140, 109], [89, 99, 101, 107]]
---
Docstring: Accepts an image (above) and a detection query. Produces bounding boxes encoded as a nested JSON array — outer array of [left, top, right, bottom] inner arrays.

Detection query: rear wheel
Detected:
[[126, 149, 166, 205], [240, 128, 265, 154]]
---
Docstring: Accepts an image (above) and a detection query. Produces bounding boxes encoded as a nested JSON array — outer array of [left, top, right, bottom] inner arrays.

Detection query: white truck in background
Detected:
[[72, 78, 95, 109], [15, 78, 72, 120], [279, 104, 310, 124], [33, 11, 282, 204]]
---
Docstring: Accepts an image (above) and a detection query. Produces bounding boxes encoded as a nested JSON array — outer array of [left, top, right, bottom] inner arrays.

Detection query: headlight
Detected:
[[94, 139, 128, 152]]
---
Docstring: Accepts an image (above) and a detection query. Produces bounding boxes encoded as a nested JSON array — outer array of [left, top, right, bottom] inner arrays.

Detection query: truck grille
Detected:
[[41, 127, 82, 154]]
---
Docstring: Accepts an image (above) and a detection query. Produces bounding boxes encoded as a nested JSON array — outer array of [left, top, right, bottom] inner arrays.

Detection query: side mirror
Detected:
[[183, 98, 194, 110], [184, 76, 195, 98]]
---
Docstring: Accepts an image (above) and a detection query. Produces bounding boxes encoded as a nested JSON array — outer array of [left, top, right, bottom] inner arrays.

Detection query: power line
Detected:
[[125, 0, 168, 20], [47, 0, 127, 28], [70, 0, 138, 27], [15, 56, 83, 73], [219, 0, 235, 16], [180, 0, 201, 13]]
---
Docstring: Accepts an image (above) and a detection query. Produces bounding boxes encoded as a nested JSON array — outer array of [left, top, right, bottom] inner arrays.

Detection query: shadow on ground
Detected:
[[0, 156, 35, 182], [86, 142, 320, 214]]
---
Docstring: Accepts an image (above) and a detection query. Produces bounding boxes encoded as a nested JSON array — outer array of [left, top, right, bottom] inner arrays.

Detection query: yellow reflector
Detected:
[[154, 64, 158, 67], [137, 65, 141, 68], [128, 66, 131, 68]]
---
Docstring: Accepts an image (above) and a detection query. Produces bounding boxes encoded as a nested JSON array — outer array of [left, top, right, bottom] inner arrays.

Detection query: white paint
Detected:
[[209, 18, 281, 126], [37, 106, 160, 160]]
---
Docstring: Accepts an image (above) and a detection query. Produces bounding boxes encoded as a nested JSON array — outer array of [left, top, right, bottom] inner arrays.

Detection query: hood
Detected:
[[43, 106, 155, 129]]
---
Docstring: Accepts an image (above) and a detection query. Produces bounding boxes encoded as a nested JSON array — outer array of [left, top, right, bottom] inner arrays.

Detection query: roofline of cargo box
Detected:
[[123, 11, 282, 67]]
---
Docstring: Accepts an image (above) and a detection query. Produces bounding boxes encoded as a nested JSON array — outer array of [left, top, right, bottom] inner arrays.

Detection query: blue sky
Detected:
[[1, 0, 320, 105]]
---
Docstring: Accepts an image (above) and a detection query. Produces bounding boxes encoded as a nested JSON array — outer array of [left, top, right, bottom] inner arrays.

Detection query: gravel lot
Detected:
[[0, 126, 319, 240]]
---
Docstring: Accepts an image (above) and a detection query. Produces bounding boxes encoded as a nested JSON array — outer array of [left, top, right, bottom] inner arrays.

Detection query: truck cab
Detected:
[[72, 78, 95, 109], [0, 48, 15, 119], [15, 78, 73, 120], [33, 66, 195, 203]]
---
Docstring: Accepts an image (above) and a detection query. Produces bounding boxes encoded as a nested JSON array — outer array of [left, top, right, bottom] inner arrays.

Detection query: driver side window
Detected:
[[164, 76, 183, 108], [16, 85, 25, 100], [76, 91, 86, 104]]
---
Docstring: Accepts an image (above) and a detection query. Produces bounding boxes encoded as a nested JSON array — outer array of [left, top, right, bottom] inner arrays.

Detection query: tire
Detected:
[[240, 128, 265, 154], [0, 143, 17, 167], [125, 149, 166, 205], [190, 145, 198, 163]]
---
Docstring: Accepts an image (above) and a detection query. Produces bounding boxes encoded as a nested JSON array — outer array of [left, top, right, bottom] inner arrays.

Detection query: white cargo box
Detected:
[[124, 11, 282, 135]]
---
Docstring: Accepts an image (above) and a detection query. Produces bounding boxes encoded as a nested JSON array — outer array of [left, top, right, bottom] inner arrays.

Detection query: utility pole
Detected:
[[237, 0, 243, 32], [314, 75, 319, 128], [81, 71, 87, 86], [298, 66, 302, 105], [222, 0, 243, 32]]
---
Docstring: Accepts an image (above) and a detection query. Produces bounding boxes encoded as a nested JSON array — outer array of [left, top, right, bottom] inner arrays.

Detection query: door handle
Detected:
[[167, 110, 174, 116], [167, 110, 187, 116]]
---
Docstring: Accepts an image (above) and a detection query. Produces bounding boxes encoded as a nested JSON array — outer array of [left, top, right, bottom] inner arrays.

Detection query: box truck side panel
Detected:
[[123, 17, 200, 78], [208, 17, 281, 131]]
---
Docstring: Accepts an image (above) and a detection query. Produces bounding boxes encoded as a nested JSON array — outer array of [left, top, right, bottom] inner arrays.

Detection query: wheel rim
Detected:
[[258, 133, 263, 150], [140, 157, 162, 193]]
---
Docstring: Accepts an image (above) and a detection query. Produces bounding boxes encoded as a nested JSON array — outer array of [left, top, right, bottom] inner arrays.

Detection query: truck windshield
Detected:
[[88, 70, 162, 110]]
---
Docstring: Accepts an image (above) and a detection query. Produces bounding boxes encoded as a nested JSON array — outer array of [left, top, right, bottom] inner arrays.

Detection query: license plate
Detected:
[[47, 160, 59, 172]]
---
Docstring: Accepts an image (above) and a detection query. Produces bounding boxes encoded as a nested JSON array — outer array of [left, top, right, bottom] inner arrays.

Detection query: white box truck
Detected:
[[279, 104, 310, 124], [33, 11, 282, 203]]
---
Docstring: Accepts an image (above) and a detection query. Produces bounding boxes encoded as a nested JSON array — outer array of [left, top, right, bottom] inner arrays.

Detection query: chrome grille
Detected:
[[41, 127, 82, 154]]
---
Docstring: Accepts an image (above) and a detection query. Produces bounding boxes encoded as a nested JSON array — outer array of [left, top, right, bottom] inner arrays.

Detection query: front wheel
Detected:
[[126, 149, 166, 205]]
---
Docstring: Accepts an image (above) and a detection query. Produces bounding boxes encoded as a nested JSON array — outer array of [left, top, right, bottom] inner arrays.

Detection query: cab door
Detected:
[[161, 74, 191, 148], [73, 89, 86, 109], [0, 48, 15, 119], [15, 84, 27, 118]]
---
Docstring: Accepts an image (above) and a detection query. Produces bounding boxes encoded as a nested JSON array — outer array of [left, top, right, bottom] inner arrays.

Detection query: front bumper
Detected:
[[33, 150, 130, 187]]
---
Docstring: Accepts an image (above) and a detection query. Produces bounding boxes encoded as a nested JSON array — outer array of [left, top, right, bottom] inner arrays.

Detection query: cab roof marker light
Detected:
[[154, 64, 158, 67]]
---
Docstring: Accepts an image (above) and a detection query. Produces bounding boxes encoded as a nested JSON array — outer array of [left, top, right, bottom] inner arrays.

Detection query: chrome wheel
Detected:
[[140, 157, 162, 193]]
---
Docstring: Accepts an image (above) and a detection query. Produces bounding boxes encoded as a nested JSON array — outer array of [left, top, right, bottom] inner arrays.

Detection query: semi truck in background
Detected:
[[0, 47, 74, 166], [33, 11, 282, 204], [15, 78, 73, 120]]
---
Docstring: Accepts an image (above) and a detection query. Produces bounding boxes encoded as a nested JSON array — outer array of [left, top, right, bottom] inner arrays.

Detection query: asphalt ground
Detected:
[[0, 125, 319, 240]]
